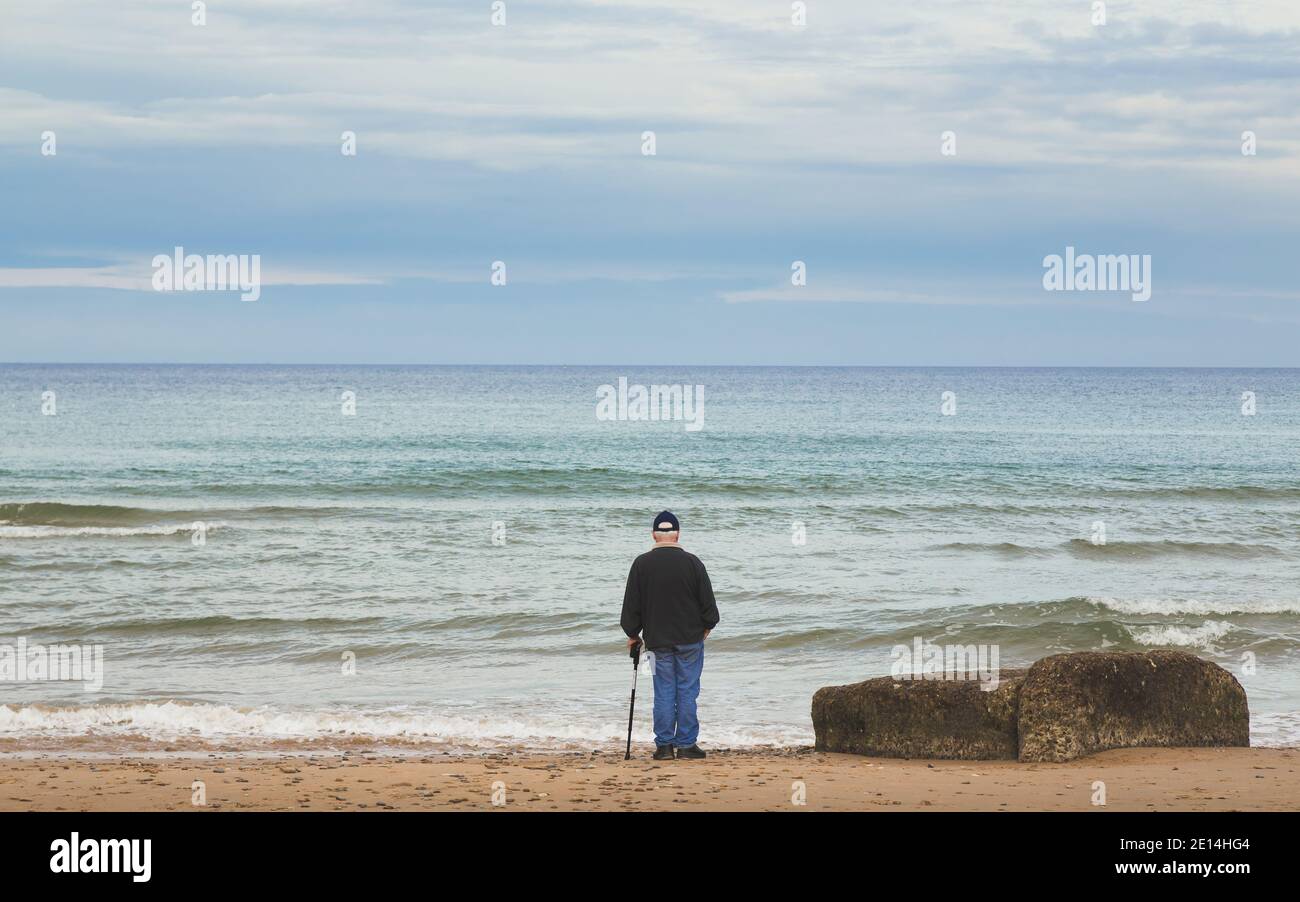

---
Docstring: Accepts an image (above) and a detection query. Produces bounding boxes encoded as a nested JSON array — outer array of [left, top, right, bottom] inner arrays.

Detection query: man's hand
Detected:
[[626, 636, 641, 650], [703, 630, 711, 640]]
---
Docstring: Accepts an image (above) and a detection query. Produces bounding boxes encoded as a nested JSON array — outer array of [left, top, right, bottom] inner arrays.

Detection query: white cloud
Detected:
[[0, 263, 383, 292], [3, 1, 1300, 173]]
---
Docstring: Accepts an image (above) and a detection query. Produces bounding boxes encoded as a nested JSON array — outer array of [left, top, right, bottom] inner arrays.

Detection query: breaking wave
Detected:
[[1128, 620, 1235, 649], [1085, 596, 1300, 617]]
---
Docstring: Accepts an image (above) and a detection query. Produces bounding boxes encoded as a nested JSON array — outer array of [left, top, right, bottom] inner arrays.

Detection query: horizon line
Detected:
[[2, 362, 1299, 370]]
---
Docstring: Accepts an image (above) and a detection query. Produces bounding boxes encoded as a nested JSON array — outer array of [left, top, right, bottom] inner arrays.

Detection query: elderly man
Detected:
[[620, 511, 720, 760]]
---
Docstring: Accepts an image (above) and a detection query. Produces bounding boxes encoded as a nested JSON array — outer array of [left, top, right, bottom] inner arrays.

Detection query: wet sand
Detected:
[[0, 746, 1295, 811]]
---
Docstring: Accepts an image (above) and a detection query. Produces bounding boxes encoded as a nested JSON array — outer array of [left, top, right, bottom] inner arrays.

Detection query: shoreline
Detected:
[[2, 746, 1295, 812]]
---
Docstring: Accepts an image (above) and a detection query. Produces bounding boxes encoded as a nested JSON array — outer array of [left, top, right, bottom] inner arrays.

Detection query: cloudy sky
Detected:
[[2, 0, 1299, 364]]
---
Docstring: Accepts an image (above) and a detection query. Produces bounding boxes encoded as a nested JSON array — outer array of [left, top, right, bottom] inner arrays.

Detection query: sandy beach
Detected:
[[1, 746, 1294, 812]]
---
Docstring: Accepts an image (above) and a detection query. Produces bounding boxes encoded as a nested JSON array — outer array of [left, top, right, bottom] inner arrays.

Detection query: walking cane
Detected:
[[624, 639, 643, 760]]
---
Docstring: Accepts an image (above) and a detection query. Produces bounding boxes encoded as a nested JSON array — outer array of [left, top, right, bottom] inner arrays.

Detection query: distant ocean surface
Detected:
[[1, 365, 1298, 753]]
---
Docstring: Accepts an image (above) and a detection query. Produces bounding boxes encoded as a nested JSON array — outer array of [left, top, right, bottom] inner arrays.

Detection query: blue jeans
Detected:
[[651, 641, 704, 748]]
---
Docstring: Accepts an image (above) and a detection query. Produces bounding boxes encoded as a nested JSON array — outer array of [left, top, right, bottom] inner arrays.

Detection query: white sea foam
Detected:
[[1088, 596, 1300, 617], [0, 701, 813, 750], [0, 522, 225, 539], [1, 700, 1291, 750], [1250, 712, 1300, 748], [1128, 620, 1234, 650]]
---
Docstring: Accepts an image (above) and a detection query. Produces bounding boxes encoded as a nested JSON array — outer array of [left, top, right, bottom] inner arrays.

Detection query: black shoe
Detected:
[[652, 745, 675, 760], [675, 744, 706, 759]]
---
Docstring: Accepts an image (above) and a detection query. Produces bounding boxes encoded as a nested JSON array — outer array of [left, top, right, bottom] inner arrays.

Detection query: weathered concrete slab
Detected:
[[1017, 650, 1249, 763], [811, 670, 1027, 760]]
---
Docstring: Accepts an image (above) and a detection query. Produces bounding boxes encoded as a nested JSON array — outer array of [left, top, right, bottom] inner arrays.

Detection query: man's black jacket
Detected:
[[620, 545, 720, 650]]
